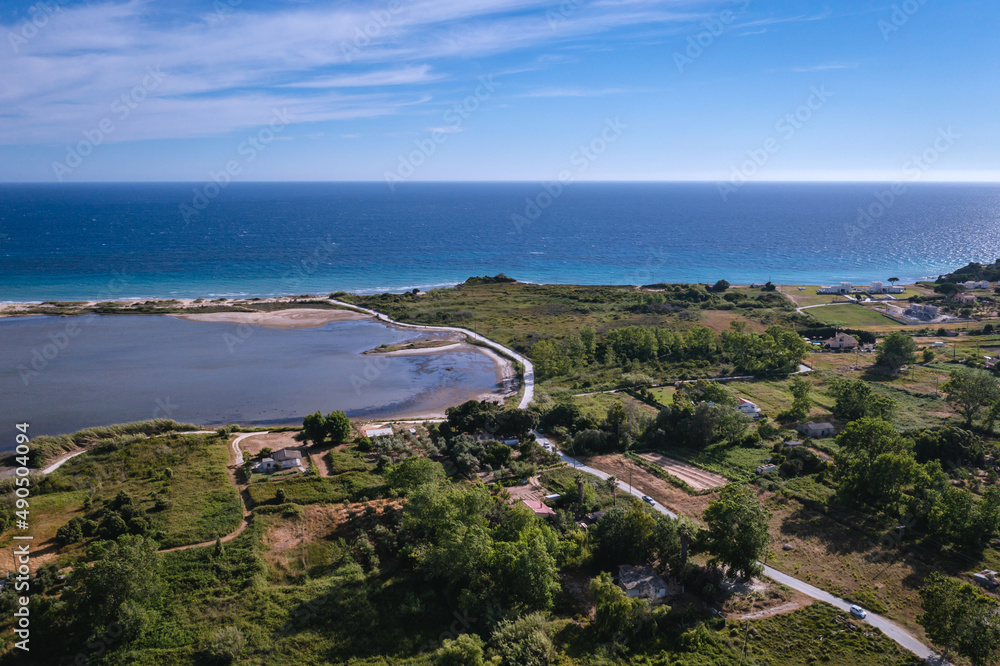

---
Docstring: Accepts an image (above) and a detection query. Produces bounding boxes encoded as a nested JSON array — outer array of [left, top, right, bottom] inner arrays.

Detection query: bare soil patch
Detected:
[[583, 454, 717, 521], [238, 431, 301, 458], [638, 452, 728, 490]]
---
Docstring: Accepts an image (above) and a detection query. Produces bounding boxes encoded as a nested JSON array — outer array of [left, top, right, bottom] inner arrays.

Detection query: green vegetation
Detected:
[[700, 483, 771, 579], [807, 304, 897, 328]]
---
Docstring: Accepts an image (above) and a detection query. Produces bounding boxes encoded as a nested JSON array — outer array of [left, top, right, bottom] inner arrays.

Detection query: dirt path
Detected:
[[731, 600, 811, 621], [638, 452, 728, 490]]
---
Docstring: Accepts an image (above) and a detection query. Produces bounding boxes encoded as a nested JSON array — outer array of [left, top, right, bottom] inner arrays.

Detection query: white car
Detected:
[[642, 495, 654, 504], [850, 605, 867, 619]]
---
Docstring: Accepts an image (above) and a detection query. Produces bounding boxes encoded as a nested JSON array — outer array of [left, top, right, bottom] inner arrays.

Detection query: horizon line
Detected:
[[2, 179, 999, 185]]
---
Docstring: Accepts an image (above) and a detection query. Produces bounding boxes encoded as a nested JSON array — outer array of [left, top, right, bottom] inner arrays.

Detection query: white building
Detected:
[[869, 281, 905, 294], [818, 282, 853, 295], [961, 280, 990, 290], [906, 303, 939, 319], [736, 398, 762, 418]]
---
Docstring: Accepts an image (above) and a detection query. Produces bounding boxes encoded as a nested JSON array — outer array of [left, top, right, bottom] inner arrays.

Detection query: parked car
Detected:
[[850, 605, 867, 619], [642, 495, 654, 504]]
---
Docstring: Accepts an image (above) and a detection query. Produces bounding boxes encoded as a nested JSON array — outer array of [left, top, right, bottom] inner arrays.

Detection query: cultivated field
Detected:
[[805, 304, 898, 328], [638, 452, 728, 490]]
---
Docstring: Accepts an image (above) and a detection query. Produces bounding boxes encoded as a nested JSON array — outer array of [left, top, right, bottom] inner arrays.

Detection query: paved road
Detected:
[[329, 299, 535, 409], [543, 431, 947, 664]]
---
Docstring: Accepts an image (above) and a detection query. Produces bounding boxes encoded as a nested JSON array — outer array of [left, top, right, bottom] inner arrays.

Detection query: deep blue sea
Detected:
[[2, 182, 999, 301]]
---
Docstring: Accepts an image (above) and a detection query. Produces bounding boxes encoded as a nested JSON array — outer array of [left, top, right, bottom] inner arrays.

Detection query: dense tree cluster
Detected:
[[400, 484, 561, 619], [531, 322, 807, 381], [298, 410, 353, 446]]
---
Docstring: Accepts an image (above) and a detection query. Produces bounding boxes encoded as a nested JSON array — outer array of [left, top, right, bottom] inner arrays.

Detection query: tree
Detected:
[[888, 277, 900, 286], [326, 410, 353, 445], [701, 483, 771, 579], [68, 535, 165, 643], [384, 457, 446, 493], [919, 573, 1000, 665], [495, 408, 540, 439], [876, 331, 917, 372], [591, 505, 658, 567], [299, 411, 327, 445], [922, 348, 935, 364], [833, 418, 916, 510], [589, 571, 669, 644], [943, 367, 1000, 428], [788, 376, 812, 421], [436, 634, 485, 666], [711, 279, 730, 292], [828, 377, 895, 423]]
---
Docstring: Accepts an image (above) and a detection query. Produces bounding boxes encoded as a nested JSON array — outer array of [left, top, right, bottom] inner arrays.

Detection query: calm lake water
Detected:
[[0, 315, 501, 439]]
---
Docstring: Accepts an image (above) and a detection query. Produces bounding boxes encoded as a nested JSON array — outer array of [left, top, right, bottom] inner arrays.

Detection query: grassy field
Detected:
[[779, 286, 854, 307], [0, 433, 242, 555], [733, 601, 924, 665], [805, 304, 898, 328]]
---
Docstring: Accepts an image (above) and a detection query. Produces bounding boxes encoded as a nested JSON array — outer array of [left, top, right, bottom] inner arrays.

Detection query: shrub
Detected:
[[490, 612, 553, 666], [204, 626, 246, 663]]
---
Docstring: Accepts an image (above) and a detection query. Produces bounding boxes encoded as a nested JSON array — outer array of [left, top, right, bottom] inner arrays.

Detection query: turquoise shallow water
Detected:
[[0, 315, 501, 437], [1, 182, 998, 301]]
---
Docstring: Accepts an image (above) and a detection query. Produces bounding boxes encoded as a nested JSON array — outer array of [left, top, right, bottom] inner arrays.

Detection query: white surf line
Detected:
[[329, 299, 535, 409]]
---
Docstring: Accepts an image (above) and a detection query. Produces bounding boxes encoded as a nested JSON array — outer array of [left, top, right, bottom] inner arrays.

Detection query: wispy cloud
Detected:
[[518, 87, 642, 98], [791, 62, 860, 72], [0, 0, 700, 144]]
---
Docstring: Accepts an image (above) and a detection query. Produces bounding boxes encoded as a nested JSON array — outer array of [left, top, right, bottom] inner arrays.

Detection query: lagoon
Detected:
[[0, 314, 503, 438]]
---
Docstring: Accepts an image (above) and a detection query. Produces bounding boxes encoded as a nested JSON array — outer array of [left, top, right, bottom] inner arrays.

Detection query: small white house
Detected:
[[617, 565, 669, 600], [272, 449, 303, 470], [798, 422, 835, 438], [869, 281, 905, 294], [962, 280, 990, 290], [255, 457, 277, 471], [736, 398, 762, 418]]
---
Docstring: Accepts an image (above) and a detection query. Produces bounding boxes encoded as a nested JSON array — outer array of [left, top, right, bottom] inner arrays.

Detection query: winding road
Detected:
[[328, 299, 534, 409], [540, 429, 945, 664]]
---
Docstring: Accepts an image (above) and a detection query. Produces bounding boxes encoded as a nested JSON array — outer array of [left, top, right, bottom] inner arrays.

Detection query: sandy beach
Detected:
[[172, 307, 369, 329]]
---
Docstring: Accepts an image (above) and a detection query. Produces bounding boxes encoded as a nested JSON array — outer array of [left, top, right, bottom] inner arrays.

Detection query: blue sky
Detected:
[[0, 0, 996, 182]]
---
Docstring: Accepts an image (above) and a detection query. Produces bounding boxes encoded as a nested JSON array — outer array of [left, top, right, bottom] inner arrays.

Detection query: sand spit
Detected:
[[173, 308, 369, 329]]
